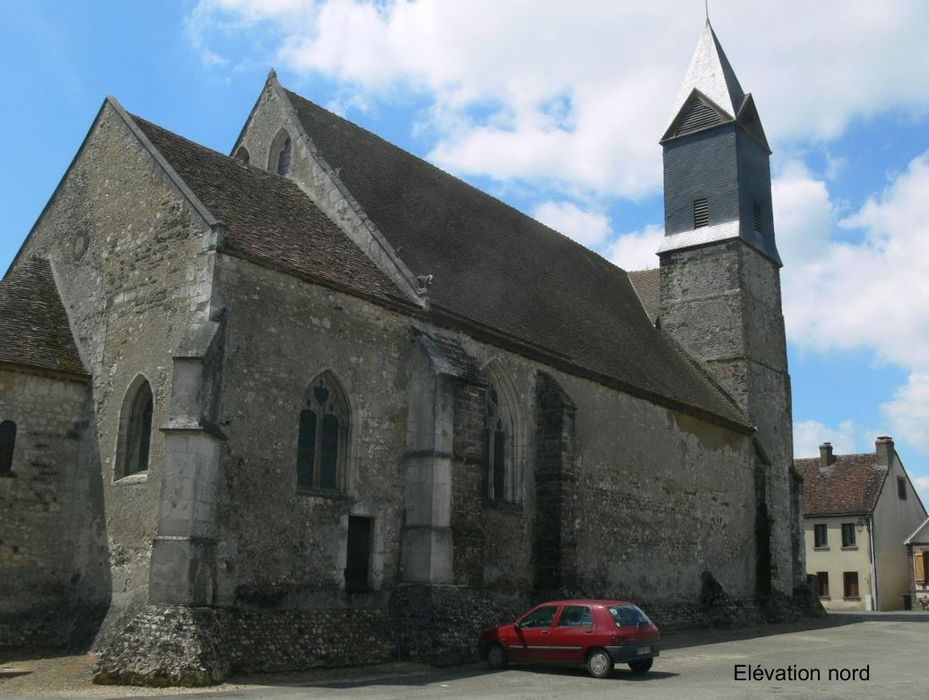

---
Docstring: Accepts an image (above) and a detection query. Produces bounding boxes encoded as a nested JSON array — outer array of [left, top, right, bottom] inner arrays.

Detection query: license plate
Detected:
[[636, 647, 651, 655]]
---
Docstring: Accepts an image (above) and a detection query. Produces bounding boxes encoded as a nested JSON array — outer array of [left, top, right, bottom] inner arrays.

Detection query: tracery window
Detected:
[[0, 420, 16, 476], [484, 383, 515, 504], [116, 377, 154, 478], [296, 372, 349, 491]]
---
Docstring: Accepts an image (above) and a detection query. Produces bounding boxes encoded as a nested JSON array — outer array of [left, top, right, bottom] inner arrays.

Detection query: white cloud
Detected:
[[772, 160, 835, 266], [532, 201, 612, 247], [782, 152, 929, 370], [189, 0, 929, 197], [779, 152, 929, 457], [793, 419, 861, 459], [606, 225, 663, 271], [881, 373, 929, 453]]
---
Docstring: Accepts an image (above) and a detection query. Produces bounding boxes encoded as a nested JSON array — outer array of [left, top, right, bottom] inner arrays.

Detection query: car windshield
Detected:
[[607, 604, 652, 627]]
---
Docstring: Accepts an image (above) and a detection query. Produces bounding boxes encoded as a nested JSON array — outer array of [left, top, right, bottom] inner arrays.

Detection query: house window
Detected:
[[693, 197, 709, 228], [0, 420, 16, 476], [916, 551, 926, 587], [345, 516, 372, 592], [296, 371, 348, 491], [841, 523, 857, 548], [814, 523, 828, 548], [752, 202, 762, 232], [898, 476, 907, 500], [234, 146, 250, 164], [116, 378, 154, 478], [843, 571, 859, 599], [484, 384, 515, 504], [816, 571, 830, 598]]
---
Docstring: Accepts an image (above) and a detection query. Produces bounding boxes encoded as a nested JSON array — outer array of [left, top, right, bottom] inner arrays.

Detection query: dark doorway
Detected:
[[345, 516, 372, 592]]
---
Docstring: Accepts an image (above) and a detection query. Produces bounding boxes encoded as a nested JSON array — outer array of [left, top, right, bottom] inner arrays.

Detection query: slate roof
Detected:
[[795, 454, 888, 517], [627, 269, 660, 325], [667, 20, 745, 128], [131, 116, 406, 307], [284, 89, 747, 429], [0, 257, 86, 376]]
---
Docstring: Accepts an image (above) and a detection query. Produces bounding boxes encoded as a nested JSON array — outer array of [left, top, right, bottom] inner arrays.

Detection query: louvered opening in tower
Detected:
[[693, 198, 709, 228], [676, 101, 721, 136], [753, 202, 762, 232]]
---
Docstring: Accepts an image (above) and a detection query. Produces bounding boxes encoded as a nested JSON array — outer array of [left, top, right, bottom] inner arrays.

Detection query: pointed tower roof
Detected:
[[667, 20, 745, 129]]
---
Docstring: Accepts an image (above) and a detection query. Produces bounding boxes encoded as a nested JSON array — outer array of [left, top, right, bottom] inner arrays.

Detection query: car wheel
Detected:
[[629, 658, 653, 674], [587, 649, 613, 678], [486, 643, 508, 670]]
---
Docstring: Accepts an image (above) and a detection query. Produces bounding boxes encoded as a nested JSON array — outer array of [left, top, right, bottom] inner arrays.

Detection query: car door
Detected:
[[508, 605, 559, 663], [549, 605, 595, 664]]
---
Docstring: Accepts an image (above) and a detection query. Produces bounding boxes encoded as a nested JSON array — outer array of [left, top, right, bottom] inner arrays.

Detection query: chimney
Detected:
[[819, 442, 834, 467], [875, 436, 894, 468]]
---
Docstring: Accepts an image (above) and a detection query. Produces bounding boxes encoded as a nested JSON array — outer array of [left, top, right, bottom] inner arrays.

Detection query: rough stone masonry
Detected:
[[0, 21, 818, 686]]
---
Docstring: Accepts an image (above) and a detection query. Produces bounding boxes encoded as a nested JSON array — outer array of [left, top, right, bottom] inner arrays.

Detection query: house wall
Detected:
[[210, 251, 759, 613], [9, 101, 218, 643], [804, 516, 872, 610], [0, 367, 108, 648], [872, 453, 928, 610]]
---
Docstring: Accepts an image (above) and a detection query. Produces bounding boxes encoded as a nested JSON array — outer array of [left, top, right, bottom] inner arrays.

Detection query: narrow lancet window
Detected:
[[296, 372, 348, 491]]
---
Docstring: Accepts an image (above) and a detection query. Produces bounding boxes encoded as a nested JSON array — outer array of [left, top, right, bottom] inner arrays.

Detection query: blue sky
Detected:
[[3, 0, 929, 503]]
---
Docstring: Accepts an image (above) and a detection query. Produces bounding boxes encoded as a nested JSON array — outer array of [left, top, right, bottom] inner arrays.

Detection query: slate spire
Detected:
[[666, 20, 745, 130]]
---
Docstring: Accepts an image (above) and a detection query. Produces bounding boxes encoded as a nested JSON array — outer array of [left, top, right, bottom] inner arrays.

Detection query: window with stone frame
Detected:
[[483, 383, 516, 504], [116, 377, 154, 478], [0, 420, 16, 476], [813, 523, 828, 548], [816, 571, 829, 598], [841, 523, 857, 548], [296, 372, 349, 492], [843, 571, 859, 599], [234, 146, 250, 164], [898, 476, 907, 500]]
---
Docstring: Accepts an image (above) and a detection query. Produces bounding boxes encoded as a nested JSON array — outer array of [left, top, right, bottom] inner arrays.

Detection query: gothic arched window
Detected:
[[0, 420, 16, 476], [234, 145, 250, 164], [484, 384, 515, 504], [116, 377, 154, 479], [269, 129, 292, 176], [296, 372, 349, 491]]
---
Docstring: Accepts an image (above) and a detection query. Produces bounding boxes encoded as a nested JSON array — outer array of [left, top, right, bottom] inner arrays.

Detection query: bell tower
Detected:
[[657, 21, 800, 595]]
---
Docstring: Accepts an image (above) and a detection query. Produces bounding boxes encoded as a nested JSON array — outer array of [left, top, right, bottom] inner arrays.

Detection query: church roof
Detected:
[[282, 89, 748, 430], [795, 454, 888, 517], [130, 116, 407, 308], [626, 268, 660, 325], [0, 257, 86, 376], [667, 20, 745, 129]]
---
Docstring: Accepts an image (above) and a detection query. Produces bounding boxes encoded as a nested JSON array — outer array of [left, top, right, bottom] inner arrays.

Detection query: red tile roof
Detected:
[[795, 453, 888, 517]]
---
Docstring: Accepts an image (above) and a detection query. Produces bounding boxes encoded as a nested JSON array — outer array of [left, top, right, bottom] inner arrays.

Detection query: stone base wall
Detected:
[[390, 584, 527, 665], [93, 579, 826, 687], [93, 605, 397, 686]]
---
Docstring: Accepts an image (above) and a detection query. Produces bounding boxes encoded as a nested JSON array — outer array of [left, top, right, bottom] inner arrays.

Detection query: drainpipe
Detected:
[[868, 515, 879, 611]]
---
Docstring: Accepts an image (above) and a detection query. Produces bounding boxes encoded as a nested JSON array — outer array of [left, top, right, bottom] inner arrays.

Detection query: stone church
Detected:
[[0, 22, 807, 684]]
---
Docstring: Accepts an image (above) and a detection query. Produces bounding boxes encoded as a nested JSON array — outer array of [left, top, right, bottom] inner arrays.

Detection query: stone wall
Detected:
[[10, 100, 219, 644], [210, 252, 408, 607], [0, 367, 108, 649], [211, 250, 759, 610], [94, 604, 396, 686]]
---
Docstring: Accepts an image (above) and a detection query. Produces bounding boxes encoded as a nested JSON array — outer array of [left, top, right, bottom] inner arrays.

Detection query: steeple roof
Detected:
[[667, 20, 745, 129]]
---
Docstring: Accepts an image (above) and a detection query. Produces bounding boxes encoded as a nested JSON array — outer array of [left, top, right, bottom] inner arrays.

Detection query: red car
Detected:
[[478, 599, 660, 678]]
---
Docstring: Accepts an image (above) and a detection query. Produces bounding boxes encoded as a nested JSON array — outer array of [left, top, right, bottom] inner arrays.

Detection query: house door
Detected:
[[345, 516, 372, 592]]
